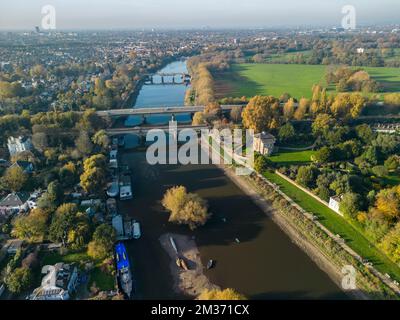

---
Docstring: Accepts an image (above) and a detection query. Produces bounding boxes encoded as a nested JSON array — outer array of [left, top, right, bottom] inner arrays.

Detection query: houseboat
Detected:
[[115, 242, 133, 298]]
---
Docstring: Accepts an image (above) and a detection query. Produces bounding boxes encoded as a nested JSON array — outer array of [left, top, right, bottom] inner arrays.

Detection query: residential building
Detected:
[[6, 239, 24, 255], [10, 161, 34, 173], [329, 195, 344, 216], [254, 132, 276, 156], [0, 192, 30, 216], [7, 136, 33, 157], [30, 263, 79, 300]]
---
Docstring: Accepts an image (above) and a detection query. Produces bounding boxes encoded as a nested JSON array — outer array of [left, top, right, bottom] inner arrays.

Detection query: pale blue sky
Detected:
[[0, 0, 399, 30]]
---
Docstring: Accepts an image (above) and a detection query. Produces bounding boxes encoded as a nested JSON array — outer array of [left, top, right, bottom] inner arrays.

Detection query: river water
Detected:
[[120, 60, 346, 300]]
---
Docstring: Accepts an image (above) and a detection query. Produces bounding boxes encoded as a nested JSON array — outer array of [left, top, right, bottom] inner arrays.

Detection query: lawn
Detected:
[[88, 266, 115, 291], [214, 63, 400, 100], [41, 251, 90, 266], [264, 170, 400, 281], [269, 149, 315, 166]]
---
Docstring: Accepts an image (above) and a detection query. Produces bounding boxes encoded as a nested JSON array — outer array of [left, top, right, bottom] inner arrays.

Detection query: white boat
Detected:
[[119, 174, 133, 200], [106, 180, 119, 198], [133, 222, 141, 239]]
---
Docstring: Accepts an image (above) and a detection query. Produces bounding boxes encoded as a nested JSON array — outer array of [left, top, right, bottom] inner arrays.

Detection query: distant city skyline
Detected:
[[0, 0, 399, 30]]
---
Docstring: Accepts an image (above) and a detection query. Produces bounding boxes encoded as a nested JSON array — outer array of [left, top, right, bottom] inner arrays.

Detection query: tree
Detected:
[[38, 180, 63, 210], [372, 165, 389, 178], [1, 166, 27, 192], [312, 147, 332, 164], [294, 98, 309, 120], [198, 288, 247, 300], [296, 166, 317, 189], [49, 203, 79, 246], [192, 112, 205, 125], [59, 162, 78, 187], [162, 186, 209, 230], [203, 102, 222, 124], [340, 193, 363, 218], [375, 186, 400, 220], [88, 224, 116, 260], [254, 154, 271, 173], [5, 267, 33, 294], [372, 134, 400, 156], [384, 155, 400, 172], [312, 114, 334, 136], [384, 93, 400, 106], [379, 222, 400, 263], [336, 78, 349, 92], [12, 208, 49, 243], [278, 123, 295, 143], [32, 132, 48, 152], [68, 220, 91, 250], [330, 93, 365, 119], [361, 146, 380, 166], [355, 124, 375, 144], [75, 131, 93, 157], [242, 96, 281, 133], [92, 130, 110, 150], [80, 154, 108, 194], [283, 98, 295, 120]]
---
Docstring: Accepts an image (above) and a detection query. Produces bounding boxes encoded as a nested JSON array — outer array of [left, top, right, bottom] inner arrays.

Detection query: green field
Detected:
[[264, 171, 400, 281], [269, 149, 315, 166], [214, 63, 400, 99]]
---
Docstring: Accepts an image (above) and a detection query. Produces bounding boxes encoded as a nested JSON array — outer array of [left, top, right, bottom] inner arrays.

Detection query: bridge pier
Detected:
[[142, 115, 147, 125]]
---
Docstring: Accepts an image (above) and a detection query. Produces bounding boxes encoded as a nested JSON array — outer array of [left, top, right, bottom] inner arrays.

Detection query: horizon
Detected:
[[1, 0, 400, 30]]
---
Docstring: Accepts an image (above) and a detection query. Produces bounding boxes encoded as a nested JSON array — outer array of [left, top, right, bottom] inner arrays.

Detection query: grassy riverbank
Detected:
[[263, 171, 400, 283]]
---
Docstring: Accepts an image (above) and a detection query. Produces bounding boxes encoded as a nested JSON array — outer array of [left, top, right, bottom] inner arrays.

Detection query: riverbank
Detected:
[[159, 233, 219, 297]]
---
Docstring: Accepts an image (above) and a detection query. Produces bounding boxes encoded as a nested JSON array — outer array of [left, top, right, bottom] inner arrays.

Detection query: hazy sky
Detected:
[[0, 0, 399, 30]]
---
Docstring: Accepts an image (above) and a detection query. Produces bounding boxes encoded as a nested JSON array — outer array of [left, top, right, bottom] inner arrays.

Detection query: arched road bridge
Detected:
[[96, 105, 245, 118]]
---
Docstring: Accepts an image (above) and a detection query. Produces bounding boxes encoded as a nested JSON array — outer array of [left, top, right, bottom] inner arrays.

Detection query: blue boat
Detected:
[[115, 242, 133, 297]]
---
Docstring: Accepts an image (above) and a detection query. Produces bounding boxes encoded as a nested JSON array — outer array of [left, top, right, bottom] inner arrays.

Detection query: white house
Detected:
[[356, 48, 365, 54], [30, 263, 79, 300], [254, 132, 276, 156], [7, 136, 33, 157], [329, 195, 344, 216]]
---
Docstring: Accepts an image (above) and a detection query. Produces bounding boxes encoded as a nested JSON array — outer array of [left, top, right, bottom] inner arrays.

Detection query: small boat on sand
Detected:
[[170, 237, 178, 254], [207, 259, 214, 270]]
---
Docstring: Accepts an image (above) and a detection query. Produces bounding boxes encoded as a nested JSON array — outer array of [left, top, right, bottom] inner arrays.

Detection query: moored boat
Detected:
[[115, 242, 133, 298]]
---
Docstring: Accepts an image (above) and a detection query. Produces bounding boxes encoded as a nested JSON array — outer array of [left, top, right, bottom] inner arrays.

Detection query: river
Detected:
[[120, 60, 346, 300]]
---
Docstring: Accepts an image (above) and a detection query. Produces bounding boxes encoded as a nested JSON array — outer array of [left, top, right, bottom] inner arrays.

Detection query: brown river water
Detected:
[[118, 150, 347, 300]]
